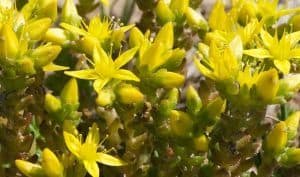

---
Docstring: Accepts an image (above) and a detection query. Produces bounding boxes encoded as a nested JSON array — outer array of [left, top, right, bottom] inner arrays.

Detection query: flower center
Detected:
[[80, 143, 98, 161]]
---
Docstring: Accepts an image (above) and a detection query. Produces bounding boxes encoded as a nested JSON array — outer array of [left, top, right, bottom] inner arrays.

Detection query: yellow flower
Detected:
[[65, 46, 139, 93], [63, 123, 126, 177], [61, 17, 133, 55], [244, 30, 300, 74]]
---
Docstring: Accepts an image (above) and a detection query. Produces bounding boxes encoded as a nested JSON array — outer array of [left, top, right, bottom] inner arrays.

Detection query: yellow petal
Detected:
[[64, 69, 99, 80], [193, 58, 214, 80], [85, 123, 100, 145], [274, 60, 290, 74], [289, 48, 300, 59], [154, 22, 174, 50], [243, 48, 273, 58], [83, 160, 99, 177], [43, 63, 70, 72], [96, 152, 127, 166], [60, 23, 88, 36], [93, 78, 109, 93], [63, 131, 81, 158], [114, 47, 139, 69], [260, 29, 273, 48], [229, 35, 243, 60], [112, 69, 140, 82]]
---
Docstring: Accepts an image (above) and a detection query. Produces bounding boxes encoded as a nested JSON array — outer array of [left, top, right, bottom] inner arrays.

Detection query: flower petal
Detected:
[[96, 152, 127, 166], [85, 123, 100, 145], [243, 48, 273, 59], [193, 58, 214, 80], [113, 69, 140, 82], [93, 78, 109, 93], [83, 160, 99, 177], [114, 47, 139, 69], [274, 60, 290, 74], [43, 63, 70, 72], [289, 48, 300, 59], [260, 29, 273, 48], [63, 131, 81, 158], [60, 23, 88, 36], [64, 69, 99, 80]]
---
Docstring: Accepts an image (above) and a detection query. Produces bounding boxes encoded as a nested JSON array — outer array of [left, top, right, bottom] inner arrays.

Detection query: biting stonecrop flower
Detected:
[[63, 123, 126, 177], [65, 46, 139, 94], [61, 16, 134, 55], [244, 30, 300, 74]]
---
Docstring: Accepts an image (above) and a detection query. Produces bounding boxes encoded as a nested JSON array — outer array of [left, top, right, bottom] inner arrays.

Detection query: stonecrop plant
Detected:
[[1, 0, 300, 177]]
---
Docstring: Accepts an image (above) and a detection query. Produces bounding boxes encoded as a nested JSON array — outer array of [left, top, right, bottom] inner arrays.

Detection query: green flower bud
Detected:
[[60, 78, 79, 106], [45, 93, 62, 113], [193, 134, 209, 152], [154, 22, 174, 50], [129, 27, 144, 48], [15, 160, 44, 177], [186, 85, 202, 115], [256, 69, 279, 102], [155, 0, 175, 24], [96, 89, 115, 107], [161, 48, 185, 71], [152, 69, 185, 88], [279, 148, 300, 167], [44, 28, 69, 45], [38, 0, 57, 21], [265, 121, 287, 156], [185, 7, 208, 30], [61, 0, 81, 26], [290, 14, 300, 31], [17, 57, 36, 75], [170, 0, 189, 16], [42, 148, 64, 177], [158, 88, 179, 116], [201, 97, 226, 126], [31, 45, 61, 68], [170, 110, 193, 137], [25, 18, 52, 40], [284, 111, 300, 140], [0, 24, 19, 59], [117, 84, 144, 104]]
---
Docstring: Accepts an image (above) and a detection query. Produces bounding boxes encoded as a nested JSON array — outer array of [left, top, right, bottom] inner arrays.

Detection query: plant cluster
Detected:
[[1, 0, 300, 177]]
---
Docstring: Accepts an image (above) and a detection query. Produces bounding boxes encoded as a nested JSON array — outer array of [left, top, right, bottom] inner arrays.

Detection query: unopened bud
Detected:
[[186, 85, 202, 115], [155, 0, 175, 24], [158, 88, 179, 116], [170, 0, 189, 16], [117, 84, 144, 104], [25, 18, 52, 40], [256, 69, 279, 102], [31, 45, 61, 68], [129, 27, 144, 48], [61, 0, 81, 26], [96, 89, 115, 107], [17, 57, 36, 75], [45, 93, 62, 113], [284, 111, 300, 140], [42, 148, 64, 177], [170, 110, 193, 137], [0, 24, 19, 59], [265, 121, 287, 156], [44, 28, 69, 45], [38, 0, 57, 21], [185, 7, 208, 30], [152, 69, 185, 88], [193, 134, 209, 152], [15, 160, 44, 177], [60, 78, 79, 106], [279, 148, 300, 167]]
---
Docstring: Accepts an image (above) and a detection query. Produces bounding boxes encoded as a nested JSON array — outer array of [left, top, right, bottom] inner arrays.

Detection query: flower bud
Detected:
[[44, 28, 69, 45], [185, 7, 208, 30], [38, 0, 57, 21], [60, 78, 79, 106], [256, 69, 279, 102], [238, 1, 257, 25], [170, 0, 189, 16], [25, 18, 52, 40], [31, 45, 61, 68], [186, 85, 202, 115], [154, 22, 174, 50], [279, 148, 300, 167], [17, 57, 36, 75], [0, 24, 19, 59], [170, 110, 193, 137], [152, 69, 185, 88], [284, 111, 300, 140], [117, 84, 144, 104], [15, 160, 44, 177], [79, 36, 99, 56], [193, 134, 209, 152], [45, 93, 62, 113], [162, 48, 185, 71], [61, 0, 81, 26], [96, 89, 115, 107], [42, 148, 64, 177], [202, 97, 226, 126], [265, 121, 287, 156], [290, 14, 300, 31], [155, 0, 175, 24], [158, 88, 179, 116]]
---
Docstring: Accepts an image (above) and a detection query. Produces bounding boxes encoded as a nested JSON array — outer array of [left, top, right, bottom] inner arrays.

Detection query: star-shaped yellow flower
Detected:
[[63, 123, 126, 177], [64, 46, 139, 93]]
